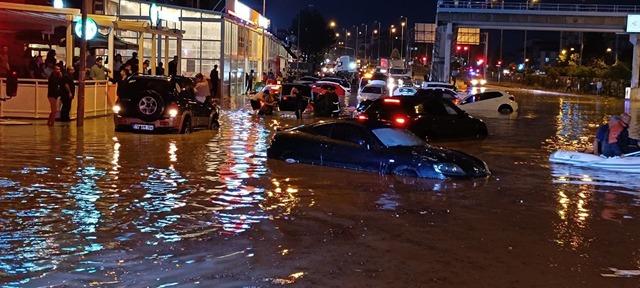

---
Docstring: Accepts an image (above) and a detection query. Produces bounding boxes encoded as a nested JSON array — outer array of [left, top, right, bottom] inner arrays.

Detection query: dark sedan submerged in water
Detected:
[[267, 120, 490, 179]]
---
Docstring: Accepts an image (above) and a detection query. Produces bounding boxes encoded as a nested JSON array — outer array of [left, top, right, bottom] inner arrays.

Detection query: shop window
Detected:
[[202, 22, 222, 41], [106, 0, 118, 15], [201, 60, 220, 76], [202, 13, 222, 19], [181, 59, 200, 76], [119, 0, 140, 16], [140, 2, 149, 16], [182, 21, 201, 40], [181, 40, 200, 59], [201, 41, 221, 60], [182, 9, 201, 18]]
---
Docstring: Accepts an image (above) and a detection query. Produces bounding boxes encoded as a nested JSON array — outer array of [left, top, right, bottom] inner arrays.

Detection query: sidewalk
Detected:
[[487, 82, 606, 98]]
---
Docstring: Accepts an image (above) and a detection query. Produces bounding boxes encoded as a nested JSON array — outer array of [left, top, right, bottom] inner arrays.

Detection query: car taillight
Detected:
[[356, 114, 368, 121], [393, 115, 408, 126], [383, 98, 401, 104]]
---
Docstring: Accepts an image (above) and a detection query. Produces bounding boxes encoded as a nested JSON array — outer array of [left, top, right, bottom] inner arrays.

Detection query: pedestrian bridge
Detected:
[[431, 1, 640, 95], [436, 1, 635, 33]]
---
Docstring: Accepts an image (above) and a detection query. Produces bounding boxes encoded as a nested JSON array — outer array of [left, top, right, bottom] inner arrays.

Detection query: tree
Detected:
[[290, 8, 334, 73]]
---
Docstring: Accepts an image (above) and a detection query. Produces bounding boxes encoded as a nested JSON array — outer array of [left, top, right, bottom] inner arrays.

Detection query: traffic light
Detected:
[[5, 70, 18, 97]]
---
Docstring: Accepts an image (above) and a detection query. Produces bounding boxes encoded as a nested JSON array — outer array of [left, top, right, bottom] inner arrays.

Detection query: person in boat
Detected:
[[594, 115, 631, 157], [620, 113, 639, 153]]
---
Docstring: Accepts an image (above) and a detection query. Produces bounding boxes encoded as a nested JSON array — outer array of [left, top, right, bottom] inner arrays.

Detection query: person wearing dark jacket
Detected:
[[594, 115, 634, 157], [168, 56, 178, 76], [314, 87, 340, 118], [47, 65, 64, 126], [210, 64, 219, 98], [60, 66, 76, 122]]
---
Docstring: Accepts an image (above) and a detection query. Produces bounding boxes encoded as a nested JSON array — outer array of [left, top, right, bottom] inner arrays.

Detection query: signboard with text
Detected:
[[627, 15, 640, 33], [414, 23, 436, 44], [456, 27, 480, 45]]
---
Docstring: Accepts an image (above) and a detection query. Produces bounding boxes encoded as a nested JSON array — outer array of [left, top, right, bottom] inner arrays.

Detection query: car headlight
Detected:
[[168, 108, 179, 118], [470, 79, 479, 86], [480, 79, 487, 85], [433, 163, 466, 176], [112, 104, 121, 114]]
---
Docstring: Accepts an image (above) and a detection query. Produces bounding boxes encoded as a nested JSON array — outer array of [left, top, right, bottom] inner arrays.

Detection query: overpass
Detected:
[[431, 1, 640, 95]]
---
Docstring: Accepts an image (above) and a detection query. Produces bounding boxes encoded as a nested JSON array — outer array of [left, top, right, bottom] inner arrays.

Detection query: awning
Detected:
[[0, 9, 69, 34]]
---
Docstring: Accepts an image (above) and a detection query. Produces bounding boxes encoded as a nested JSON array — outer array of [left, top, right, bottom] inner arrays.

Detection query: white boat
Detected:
[[549, 150, 640, 173]]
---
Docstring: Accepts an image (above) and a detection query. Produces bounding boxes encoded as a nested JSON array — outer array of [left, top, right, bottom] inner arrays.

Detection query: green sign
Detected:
[[74, 17, 98, 40]]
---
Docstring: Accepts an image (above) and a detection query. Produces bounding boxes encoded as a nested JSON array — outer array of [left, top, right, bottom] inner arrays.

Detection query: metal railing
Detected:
[[437, 0, 640, 13]]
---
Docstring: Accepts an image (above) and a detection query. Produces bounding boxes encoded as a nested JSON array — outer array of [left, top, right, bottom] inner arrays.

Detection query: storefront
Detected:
[[103, 0, 292, 109]]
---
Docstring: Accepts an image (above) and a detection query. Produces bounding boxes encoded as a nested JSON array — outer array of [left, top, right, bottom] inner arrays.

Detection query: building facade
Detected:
[[104, 0, 291, 108]]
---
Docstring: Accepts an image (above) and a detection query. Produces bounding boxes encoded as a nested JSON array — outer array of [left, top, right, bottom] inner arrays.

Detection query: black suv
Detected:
[[113, 75, 220, 133]]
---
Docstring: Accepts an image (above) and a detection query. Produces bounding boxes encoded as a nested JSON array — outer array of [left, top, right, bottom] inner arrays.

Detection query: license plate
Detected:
[[132, 124, 155, 131]]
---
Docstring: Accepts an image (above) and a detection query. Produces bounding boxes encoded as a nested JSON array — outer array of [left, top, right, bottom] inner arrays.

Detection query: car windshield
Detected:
[[362, 86, 383, 94], [396, 88, 415, 95], [372, 128, 425, 147]]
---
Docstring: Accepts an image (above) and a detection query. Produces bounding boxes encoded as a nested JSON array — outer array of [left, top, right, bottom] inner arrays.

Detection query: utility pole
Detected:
[[77, 0, 88, 127], [355, 26, 359, 59], [377, 22, 381, 61]]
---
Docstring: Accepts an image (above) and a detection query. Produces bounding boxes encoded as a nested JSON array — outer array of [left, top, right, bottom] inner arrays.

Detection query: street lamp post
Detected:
[[400, 16, 407, 61], [390, 25, 396, 55]]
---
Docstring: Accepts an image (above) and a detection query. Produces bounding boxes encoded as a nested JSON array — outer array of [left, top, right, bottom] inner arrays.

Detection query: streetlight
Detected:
[[53, 0, 64, 8], [330, 21, 336, 28], [373, 29, 378, 34], [606, 47, 613, 53], [336, 33, 340, 37], [347, 32, 351, 36]]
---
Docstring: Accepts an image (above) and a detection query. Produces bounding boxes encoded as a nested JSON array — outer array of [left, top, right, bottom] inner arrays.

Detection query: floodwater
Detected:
[[1, 90, 639, 287]]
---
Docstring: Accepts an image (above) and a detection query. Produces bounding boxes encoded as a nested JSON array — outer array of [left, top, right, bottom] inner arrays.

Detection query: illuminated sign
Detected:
[[74, 17, 98, 40], [226, 0, 270, 29], [457, 27, 480, 45], [627, 15, 640, 33], [149, 3, 159, 26]]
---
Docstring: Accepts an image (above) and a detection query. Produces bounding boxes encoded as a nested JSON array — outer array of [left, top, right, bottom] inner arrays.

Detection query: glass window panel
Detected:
[[201, 41, 221, 60], [120, 0, 140, 16], [106, 0, 118, 16], [181, 9, 201, 18], [201, 60, 220, 77], [143, 38, 152, 59], [181, 59, 200, 76], [231, 24, 238, 56], [182, 21, 201, 40], [168, 41, 177, 59], [202, 13, 222, 19], [202, 22, 222, 41], [224, 21, 232, 57], [181, 40, 200, 59], [140, 3, 149, 16]]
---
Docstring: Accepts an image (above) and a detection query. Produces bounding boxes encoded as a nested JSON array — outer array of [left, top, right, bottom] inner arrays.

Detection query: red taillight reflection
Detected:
[[356, 114, 368, 121], [393, 115, 408, 126]]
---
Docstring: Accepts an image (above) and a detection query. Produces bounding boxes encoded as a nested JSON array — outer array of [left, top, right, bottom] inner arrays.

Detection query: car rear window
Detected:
[[121, 78, 173, 98], [362, 86, 383, 94], [369, 97, 461, 118]]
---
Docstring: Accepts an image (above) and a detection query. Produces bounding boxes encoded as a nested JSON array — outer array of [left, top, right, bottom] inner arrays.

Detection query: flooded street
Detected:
[[1, 91, 640, 287]]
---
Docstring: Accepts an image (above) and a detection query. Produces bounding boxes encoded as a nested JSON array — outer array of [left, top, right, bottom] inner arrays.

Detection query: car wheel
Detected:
[[498, 104, 513, 114], [135, 90, 165, 122], [180, 117, 192, 134]]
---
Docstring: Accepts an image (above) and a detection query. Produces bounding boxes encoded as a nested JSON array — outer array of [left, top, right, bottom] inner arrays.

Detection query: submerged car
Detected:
[[357, 91, 488, 140], [459, 90, 518, 114], [113, 75, 220, 133], [267, 120, 490, 179]]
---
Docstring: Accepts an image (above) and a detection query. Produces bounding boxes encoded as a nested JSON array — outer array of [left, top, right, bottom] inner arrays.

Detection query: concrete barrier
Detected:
[[0, 78, 117, 119]]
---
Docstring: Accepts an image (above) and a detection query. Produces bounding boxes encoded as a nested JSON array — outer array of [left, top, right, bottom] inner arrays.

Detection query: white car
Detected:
[[358, 83, 388, 102], [459, 90, 519, 114], [421, 87, 465, 103], [421, 82, 457, 91], [393, 86, 417, 96]]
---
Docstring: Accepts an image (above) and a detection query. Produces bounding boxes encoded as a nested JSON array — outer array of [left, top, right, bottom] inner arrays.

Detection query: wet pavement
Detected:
[[1, 90, 640, 287]]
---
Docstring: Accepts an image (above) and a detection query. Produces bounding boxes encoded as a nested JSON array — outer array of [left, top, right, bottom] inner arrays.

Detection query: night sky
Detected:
[[241, 0, 640, 32], [242, 0, 437, 31]]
